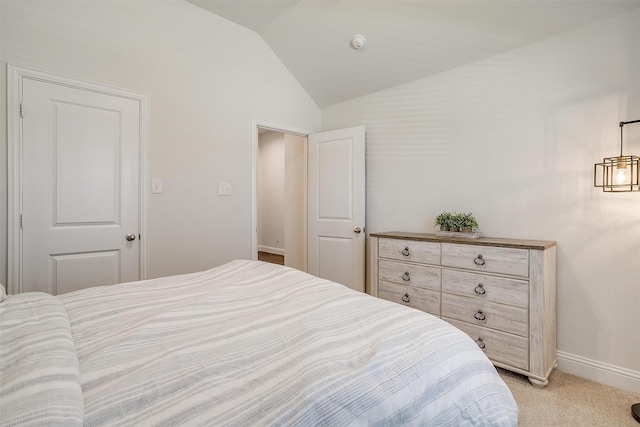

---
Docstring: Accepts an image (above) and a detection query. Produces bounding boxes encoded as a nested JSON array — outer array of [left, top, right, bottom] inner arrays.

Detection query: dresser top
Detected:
[[370, 231, 556, 250]]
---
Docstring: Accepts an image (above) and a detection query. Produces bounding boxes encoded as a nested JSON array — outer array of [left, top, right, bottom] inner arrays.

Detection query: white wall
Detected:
[[284, 133, 306, 271], [0, 0, 320, 283], [258, 131, 285, 254], [323, 10, 640, 392]]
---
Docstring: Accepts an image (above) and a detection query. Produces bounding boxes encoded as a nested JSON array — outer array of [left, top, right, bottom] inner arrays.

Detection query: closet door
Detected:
[[18, 74, 142, 294]]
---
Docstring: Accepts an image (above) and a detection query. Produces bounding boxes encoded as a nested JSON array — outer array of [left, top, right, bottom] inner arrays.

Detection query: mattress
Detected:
[[0, 259, 518, 426]]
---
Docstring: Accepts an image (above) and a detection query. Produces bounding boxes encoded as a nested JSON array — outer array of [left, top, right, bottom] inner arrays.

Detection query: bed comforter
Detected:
[[0, 259, 518, 426]]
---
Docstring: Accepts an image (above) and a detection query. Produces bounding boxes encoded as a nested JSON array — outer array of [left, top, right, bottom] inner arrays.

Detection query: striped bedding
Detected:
[[1, 260, 518, 426], [0, 292, 84, 425]]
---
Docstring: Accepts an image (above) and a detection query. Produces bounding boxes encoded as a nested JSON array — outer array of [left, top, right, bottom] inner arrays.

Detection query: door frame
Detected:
[[251, 119, 313, 269], [7, 64, 150, 294]]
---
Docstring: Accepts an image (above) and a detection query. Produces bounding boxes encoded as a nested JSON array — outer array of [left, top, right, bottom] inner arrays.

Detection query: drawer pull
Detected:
[[402, 247, 410, 256], [401, 293, 410, 303], [474, 283, 486, 295], [474, 310, 486, 321], [402, 272, 411, 282], [475, 338, 486, 349], [474, 254, 485, 266]]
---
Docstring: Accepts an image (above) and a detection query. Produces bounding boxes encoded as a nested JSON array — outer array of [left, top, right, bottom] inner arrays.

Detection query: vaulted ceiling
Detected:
[[187, 0, 640, 108]]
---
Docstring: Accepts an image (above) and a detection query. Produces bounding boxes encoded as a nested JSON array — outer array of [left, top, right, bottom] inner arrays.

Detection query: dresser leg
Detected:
[[528, 377, 548, 388]]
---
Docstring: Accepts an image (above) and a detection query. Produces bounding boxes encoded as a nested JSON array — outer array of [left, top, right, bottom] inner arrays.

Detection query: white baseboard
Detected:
[[557, 350, 640, 394], [258, 245, 284, 256]]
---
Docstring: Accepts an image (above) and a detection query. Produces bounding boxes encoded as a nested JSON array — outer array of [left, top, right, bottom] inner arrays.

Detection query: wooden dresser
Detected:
[[370, 231, 557, 386]]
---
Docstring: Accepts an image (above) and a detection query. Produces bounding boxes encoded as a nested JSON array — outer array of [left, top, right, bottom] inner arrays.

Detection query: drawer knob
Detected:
[[474, 283, 486, 295], [474, 310, 486, 321], [402, 247, 410, 256], [401, 293, 410, 303], [402, 272, 411, 282], [475, 338, 486, 349], [474, 254, 485, 266]]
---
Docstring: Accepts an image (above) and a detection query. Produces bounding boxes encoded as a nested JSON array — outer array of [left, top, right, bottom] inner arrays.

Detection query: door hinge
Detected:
[[19, 103, 24, 118], [20, 214, 24, 228]]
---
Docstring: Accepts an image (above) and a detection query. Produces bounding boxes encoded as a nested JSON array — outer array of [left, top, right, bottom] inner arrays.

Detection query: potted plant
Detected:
[[458, 212, 478, 233], [434, 211, 453, 231], [450, 213, 464, 232], [434, 211, 479, 237]]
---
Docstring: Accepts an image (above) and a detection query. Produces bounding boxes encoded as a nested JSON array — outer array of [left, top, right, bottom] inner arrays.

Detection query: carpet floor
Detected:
[[498, 368, 640, 426]]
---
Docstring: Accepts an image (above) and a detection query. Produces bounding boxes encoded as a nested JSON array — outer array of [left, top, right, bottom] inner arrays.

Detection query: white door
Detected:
[[308, 126, 365, 292], [19, 76, 142, 295]]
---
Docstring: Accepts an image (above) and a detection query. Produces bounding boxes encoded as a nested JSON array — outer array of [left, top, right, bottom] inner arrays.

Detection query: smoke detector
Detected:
[[351, 34, 366, 50]]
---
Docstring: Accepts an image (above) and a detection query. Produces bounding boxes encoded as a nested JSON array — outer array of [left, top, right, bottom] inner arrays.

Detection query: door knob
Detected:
[[126, 233, 136, 241], [354, 227, 362, 234]]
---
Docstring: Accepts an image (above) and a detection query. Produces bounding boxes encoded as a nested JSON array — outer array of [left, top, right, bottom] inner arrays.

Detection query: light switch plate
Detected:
[[219, 181, 231, 196], [152, 178, 162, 194]]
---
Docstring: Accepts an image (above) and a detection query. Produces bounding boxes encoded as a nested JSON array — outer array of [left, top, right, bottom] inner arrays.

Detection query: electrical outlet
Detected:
[[219, 181, 231, 196]]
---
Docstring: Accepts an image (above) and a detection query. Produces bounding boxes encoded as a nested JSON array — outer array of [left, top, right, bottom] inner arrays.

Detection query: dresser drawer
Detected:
[[379, 281, 441, 315], [442, 269, 528, 307], [379, 238, 440, 265], [446, 319, 529, 371], [379, 259, 441, 291], [442, 243, 529, 277], [442, 293, 528, 337]]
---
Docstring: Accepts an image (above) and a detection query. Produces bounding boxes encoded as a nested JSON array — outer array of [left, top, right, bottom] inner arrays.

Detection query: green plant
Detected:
[[435, 211, 478, 232], [450, 213, 464, 232], [458, 212, 478, 232], [434, 211, 454, 231]]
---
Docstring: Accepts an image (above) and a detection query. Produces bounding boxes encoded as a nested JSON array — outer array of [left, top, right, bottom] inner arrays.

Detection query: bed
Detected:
[[0, 259, 518, 426]]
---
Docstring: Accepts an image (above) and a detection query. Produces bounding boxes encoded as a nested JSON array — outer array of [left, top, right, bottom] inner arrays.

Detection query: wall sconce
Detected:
[[594, 119, 640, 192]]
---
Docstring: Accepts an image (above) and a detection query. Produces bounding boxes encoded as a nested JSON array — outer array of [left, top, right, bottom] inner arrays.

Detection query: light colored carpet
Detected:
[[498, 368, 640, 426]]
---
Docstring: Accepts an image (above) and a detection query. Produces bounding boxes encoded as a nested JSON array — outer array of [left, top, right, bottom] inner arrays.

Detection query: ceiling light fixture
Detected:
[[594, 119, 640, 192], [351, 34, 366, 50]]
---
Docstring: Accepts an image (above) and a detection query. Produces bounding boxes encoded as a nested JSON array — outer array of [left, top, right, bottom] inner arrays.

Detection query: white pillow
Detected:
[[0, 285, 6, 302]]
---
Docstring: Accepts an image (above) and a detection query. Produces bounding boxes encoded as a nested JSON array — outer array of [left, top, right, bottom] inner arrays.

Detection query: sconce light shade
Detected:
[[594, 155, 640, 192], [594, 120, 640, 192]]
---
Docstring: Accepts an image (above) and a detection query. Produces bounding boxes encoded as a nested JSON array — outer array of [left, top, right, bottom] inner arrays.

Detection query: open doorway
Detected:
[[252, 122, 366, 292], [256, 128, 307, 272]]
